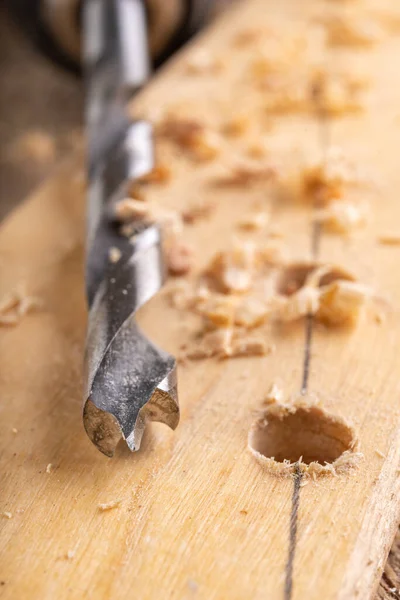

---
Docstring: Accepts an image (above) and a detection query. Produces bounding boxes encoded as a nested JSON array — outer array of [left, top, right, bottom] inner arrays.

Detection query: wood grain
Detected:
[[1, 1, 400, 599]]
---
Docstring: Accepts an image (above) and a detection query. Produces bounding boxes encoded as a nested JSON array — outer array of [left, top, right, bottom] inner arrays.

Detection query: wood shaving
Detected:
[[228, 336, 273, 358], [200, 295, 237, 327], [185, 48, 223, 74], [136, 164, 172, 185], [10, 130, 56, 163], [246, 140, 269, 159], [273, 263, 369, 326], [303, 147, 365, 205], [0, 287, 40, 326], [181, 200, 214, 224], [2, 512, 12, 519], [325, 16, 383, 47], [185, 328, 271, 360], [318, 280, 370, 326], [206, 241, 257, 293], [264, 383, 285, 405], [165, 240, 193, 276], [213, 160, 277, 187], [222, 114, 250, 137], [157, 117, 220, 162], [314, 201, 368, 233], [375, 449, 386, 458], [377, 233, 400, 245], [232, 28, 265, 47], [312, 70, 367, 117], [234, 297, 270, 328], [114, 198, 149, 222], [108, 247, 122, 264], [238, 212, 269, 231], [46, 463, 53, 474], [98, 500, 122, 511]]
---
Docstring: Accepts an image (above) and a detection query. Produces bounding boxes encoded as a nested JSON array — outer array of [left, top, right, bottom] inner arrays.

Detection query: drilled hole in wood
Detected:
[[277, 262, 355, 296], [249, 405, 359, 473]]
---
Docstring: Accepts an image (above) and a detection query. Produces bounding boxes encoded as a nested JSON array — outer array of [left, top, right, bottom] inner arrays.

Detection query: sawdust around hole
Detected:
[[248, 399, 362, 478]]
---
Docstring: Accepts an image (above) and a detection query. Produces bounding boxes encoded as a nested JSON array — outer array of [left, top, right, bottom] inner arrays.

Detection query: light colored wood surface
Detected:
[[1, 1, 400, 599]]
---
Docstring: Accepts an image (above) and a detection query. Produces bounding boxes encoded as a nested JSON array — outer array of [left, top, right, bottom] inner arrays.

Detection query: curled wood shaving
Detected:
[[273, 263, 369, 325], [157, 117, 220, 162], [314, 201, 368, 233]]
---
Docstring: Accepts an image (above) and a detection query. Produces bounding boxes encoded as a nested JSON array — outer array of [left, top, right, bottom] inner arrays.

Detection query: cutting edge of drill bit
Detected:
[[84, 221, 179, 457]]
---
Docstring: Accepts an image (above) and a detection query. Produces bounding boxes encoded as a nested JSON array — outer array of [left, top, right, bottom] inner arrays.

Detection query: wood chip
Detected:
[[238, 212, 269, 231], [157, 117, 220, 162], [325, 16, 383, 47], [182, 200, 214, 224], [377, 233, 400, 245], [114, 198, 149, 222], [98, 500, 122, 512], [46, 463, 53, 474], [213, 160, 277, 187], [165, 241, 193, 276], [314, 201, 368, 233], [108, 247, 122, 264], [0, 287, 40, 327], [185, 48, 223, 74], [2, 512, 12, 519]]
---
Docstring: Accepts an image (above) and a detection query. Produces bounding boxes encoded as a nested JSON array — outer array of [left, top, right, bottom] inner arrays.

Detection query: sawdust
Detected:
[[46, 463, 53, 474], [249, 400, 362, 478], [2, 512, 12, 519]]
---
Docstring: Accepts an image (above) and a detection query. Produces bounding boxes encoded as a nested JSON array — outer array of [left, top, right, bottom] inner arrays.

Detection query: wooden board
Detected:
[[1, 0, 400, 599]]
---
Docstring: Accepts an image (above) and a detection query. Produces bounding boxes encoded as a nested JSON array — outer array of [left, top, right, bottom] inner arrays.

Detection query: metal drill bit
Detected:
[[83, 0, 179, 457]]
